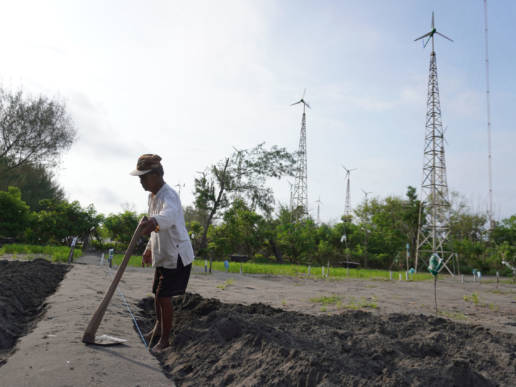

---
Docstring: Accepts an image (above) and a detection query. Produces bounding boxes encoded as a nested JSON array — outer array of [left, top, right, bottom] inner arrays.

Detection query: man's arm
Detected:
[[140, 216, 157, 267], [142, 248, 152, 267]]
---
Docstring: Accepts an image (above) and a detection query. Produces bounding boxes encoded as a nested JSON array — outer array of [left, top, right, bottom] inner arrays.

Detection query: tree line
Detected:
[[0, 86, 514, 275]]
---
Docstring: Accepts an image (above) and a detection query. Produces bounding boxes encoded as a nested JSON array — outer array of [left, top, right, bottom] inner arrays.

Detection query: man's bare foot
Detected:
[[150, 341, 170, 355]]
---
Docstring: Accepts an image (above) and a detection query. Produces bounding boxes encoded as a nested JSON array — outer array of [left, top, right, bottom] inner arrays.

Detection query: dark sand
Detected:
[[1, 256, 515, 386], [0, 259, 69, 365], [137, 293, 516, 386]]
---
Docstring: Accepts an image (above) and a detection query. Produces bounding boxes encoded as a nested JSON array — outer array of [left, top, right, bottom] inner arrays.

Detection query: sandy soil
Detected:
[[1, 254, 515, 386]]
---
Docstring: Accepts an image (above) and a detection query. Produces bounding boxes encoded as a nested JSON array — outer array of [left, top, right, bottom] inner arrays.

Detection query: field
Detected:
[[0, 243, 82, 263], [1, 254, 515, 386], [109, 252, 436, 281]]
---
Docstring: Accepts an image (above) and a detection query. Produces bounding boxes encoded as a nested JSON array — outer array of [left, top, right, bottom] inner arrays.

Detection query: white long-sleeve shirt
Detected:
[[146, 183, 195, 269]]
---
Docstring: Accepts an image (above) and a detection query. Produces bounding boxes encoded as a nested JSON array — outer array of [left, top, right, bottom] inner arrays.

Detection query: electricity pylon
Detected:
[[291, 90, 310, 218], [414, 12, 457, 275], [342, 165, 357, 219]]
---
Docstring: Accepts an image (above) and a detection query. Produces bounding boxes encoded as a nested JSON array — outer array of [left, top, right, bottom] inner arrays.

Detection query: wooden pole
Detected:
[[82, 221, 144, 344]]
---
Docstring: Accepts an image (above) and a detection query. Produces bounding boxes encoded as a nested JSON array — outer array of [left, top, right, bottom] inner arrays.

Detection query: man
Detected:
[[130, 154, 194, 352]]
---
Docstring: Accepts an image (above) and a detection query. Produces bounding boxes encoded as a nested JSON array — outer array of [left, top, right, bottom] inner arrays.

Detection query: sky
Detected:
[[0, 0, 514, 223]]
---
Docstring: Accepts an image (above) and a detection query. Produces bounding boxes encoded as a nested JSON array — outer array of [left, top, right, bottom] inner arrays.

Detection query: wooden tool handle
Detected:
[[82, 219, 145, 344]]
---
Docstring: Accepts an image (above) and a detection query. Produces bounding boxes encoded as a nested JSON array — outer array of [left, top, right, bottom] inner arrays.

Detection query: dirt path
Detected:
[[0, 260, 171, 387]]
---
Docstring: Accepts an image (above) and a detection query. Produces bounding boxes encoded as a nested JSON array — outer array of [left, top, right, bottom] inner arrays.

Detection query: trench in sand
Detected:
[[135, 292, 516, 386]]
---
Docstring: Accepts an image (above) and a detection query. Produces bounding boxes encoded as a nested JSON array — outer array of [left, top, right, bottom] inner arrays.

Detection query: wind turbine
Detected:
[[342, 165, 357, 219], [315, 196, 323, 224], [361, 189, 372, 204], [291, 89, 310, 219], [291, 88, 311, 112], [414, 11, 456, 275], [414, 11, 453, 51]]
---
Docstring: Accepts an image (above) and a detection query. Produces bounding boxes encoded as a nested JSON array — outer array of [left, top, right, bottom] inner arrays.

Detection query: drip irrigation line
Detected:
[[105, 266, 149, 349]]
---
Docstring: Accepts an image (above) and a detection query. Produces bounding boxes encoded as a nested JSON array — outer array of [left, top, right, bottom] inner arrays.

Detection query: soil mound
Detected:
[[0, 259, 69, 365], [136, 293, 516, 386]]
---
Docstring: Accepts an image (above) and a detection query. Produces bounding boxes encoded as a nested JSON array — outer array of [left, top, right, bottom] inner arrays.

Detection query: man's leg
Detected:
[[144, 295, 161, 343], [155, 296, 173, 349]]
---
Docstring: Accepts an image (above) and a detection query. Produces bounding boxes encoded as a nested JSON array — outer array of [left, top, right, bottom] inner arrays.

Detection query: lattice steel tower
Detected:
[[291, 90, 310, 218], [342, 165, 357, 219], [414, 12, 457, 275]]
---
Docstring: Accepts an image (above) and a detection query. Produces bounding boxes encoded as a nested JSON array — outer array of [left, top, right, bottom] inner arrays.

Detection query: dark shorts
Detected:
[[152, 256, 192, 298]]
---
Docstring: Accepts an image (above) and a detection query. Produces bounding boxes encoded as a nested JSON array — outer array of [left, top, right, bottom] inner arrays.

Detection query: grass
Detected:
[[216, 278, 234, 290], [438, 310, 468, 321], [343, 297, 378, 310], [463, 292, 500, 311], [111, 253, 145, 267], [190, 260, 434, 281], [310, 295, 341, 305], [0, 243, 82, 263], [488, 288, 515, 295], [464, 292, 480, 305], [91, 254, 437, 282], [310, 295, 378, 310]]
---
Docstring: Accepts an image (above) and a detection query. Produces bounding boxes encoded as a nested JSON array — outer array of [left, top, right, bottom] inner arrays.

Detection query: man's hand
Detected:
[[142, 249, 152, 267], [140, 216, 158, 236]]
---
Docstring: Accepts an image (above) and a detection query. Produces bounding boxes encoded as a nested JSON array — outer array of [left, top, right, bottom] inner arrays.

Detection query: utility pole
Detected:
[[291, 90, 310, 219], [414, 12, 457, 276]]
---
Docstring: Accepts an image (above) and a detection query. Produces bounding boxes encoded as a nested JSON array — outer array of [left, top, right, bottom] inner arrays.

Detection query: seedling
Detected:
[[216, 278, 234, 290]]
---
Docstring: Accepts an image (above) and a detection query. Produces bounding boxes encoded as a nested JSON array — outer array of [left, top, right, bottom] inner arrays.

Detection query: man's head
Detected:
[[130, 154, 165, 193]]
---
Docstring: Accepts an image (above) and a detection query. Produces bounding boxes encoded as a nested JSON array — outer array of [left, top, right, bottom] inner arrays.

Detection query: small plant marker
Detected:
[[428, 253, 444, 316]]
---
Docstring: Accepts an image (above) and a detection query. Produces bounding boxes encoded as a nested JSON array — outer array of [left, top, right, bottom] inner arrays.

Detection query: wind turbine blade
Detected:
[[304, 101, 311, 109], [423, 36, 431, 48], [302, 88, 306, 99], [436, 31, 453, 42], [291, 100, 302, 106], [432, 11, 434, 29], [414, 31, 431, 41]]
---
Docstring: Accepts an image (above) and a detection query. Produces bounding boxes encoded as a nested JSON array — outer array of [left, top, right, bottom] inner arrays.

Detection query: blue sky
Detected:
[[0, 0, 514, 222]]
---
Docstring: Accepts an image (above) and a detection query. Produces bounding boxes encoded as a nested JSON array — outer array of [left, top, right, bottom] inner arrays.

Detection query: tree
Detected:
[[0, 186, 31, 239], [26, 199, 103, 246], [103, 211, 141, 245], [219, 198, 265, 257], [0, 88, 75, 177], [194, 143, 296, 256], [0, 158, 64, 210]]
